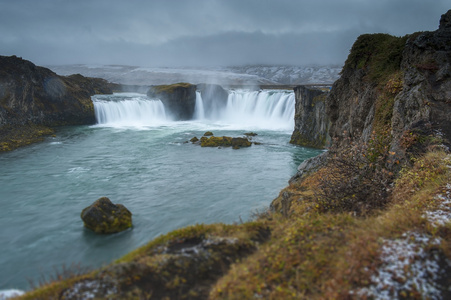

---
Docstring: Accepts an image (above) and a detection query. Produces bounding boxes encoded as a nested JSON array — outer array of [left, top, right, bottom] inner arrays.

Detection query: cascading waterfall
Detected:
[[193, 91, 205, 120], [92, 93, 169, 126], [92, 90, 295, 131], [194, 89, 295, 131]]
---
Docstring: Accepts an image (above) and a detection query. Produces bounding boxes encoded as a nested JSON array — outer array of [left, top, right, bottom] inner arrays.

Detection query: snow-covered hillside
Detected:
[[47, 64, 341, 86]]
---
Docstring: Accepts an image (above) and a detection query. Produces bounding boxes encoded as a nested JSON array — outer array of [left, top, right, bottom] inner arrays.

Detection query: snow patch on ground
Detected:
[[0, 290, 25, 300], [353, 232, 448, 299]]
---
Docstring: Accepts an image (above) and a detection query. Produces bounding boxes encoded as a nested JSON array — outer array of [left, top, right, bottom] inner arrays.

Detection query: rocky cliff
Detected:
[[147, 83, 197, 120], [0, 55, 114, 151], [289, 85, 330, 148], [147, 83, 229, 120], [0, 56, 113, 127], [327, 12, 451, 155]]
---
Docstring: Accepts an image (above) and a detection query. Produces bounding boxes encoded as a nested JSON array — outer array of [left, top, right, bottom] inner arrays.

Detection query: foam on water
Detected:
[[93, 93, 170, 127]]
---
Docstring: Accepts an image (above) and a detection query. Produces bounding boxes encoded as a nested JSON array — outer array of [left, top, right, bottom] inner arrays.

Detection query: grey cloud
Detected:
[[0, 0, 449, 67]]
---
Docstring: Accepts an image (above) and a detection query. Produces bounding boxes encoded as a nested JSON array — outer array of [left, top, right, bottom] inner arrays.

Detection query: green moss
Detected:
[[152, 83, 193, 94], [344, 33, 409, 85], [199, 136, 252, 148], [0, 124, 54, 152], [312, 94, 327, 106], [290, 131, 326, 149]]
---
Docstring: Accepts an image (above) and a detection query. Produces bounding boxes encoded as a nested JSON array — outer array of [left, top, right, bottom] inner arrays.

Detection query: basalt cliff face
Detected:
[[0, 56, 114, 151], [289, 85, 330, 148], [0, 56, 113, 127], [328, 12, 451, 154], [147, 83, 197, 120]]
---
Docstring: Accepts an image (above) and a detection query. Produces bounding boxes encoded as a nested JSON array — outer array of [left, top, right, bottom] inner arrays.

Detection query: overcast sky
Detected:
[[1, 0, 449, 67]]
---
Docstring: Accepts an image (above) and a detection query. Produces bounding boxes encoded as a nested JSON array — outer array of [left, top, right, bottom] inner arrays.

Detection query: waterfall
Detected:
[[195, 89, 295, 131], [92, 93, 169, 126], [193, 91, 205, 120], [92, 90, 295, 131]]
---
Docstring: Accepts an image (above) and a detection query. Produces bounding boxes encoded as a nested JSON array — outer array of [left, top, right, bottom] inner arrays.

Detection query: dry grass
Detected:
[[209, 149, 451, 299]]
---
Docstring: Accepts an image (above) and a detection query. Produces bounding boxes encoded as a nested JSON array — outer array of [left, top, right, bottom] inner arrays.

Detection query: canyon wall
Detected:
[[0, 55, 114, 127], [289, 85, 330, 148]]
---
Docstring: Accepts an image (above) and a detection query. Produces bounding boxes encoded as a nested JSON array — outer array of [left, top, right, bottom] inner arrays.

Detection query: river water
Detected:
[[0, 90, 322, 291]]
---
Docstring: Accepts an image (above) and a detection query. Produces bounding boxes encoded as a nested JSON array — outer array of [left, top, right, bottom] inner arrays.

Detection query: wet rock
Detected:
[[81, 197, 132, 234], [147, 83, 196, 120], [244, 132, 258, 137], [199, 136, 252, 149], [203, 131, 214, 136], [190, 136, 199, 143]]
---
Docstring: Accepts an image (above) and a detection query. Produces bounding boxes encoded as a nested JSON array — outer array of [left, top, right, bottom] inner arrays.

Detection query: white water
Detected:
[[93, 93, 169, 127], [193, 91, 205, 120], [194, 89, 295, 131], [93, 90, 295, 131]]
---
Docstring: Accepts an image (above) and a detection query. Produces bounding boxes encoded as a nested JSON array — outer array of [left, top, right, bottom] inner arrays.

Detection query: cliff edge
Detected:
[[0, 55, 114, 151]]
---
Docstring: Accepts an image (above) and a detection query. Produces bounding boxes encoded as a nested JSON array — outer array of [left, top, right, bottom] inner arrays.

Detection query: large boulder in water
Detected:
[[81, 197, 132, 234], [200, 136, 252, 149], [147, 83, 197, 120]]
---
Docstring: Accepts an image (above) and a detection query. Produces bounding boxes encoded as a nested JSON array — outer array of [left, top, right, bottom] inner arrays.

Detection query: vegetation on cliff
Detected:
[[0, 55, 114, 152]]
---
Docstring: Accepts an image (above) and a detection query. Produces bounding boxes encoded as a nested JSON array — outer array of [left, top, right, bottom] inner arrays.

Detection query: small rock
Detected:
[[203, 131, 214, 136], [244, 132, 258, 137], [81, 197, 132, 234], [190, 136, 199, 143]]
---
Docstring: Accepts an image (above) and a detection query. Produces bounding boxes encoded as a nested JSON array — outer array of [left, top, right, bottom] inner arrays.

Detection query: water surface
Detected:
[[0, 92, 321, 290]]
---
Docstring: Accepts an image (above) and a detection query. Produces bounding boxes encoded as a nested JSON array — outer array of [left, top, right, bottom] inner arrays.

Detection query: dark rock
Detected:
[[81, 197, 132, 234], [244, 132, 258, 137], [325, 10, 451, 156], [147, 83, 196, 120], [190, 136, 199, 143], [0, 55, 113, 128], [203, 131, 214, 136], [289, 152, 328, 184], [290, 86, 330, 148]]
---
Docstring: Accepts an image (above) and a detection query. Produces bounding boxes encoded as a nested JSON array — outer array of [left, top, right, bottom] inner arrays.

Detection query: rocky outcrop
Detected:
[[0, 55, 115, 151], [147, 83, 197, 120], [81, 197, 132, 234], [391, 12, 451, 152], [325, 10, 451, 158], [290, 86, 330, 148], [147, 83, 229, 120], [199, 136, 252, 149], [290, 10, 451, 181], [0, 55, 113, 127]]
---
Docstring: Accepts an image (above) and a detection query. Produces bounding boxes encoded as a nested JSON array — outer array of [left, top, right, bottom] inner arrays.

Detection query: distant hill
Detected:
[[47, 64, 341, 86]]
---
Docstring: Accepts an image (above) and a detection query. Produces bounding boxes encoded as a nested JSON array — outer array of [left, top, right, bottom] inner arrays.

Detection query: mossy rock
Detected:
[[190, 136, 199, 143], [203, 131, 214, 136], [200, 136, 252, 149], [81, 197, 132, 234], [244, 132, 258, 137]]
